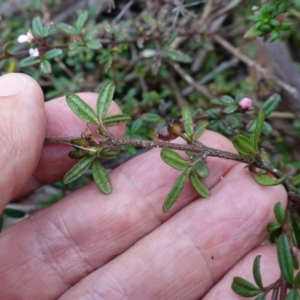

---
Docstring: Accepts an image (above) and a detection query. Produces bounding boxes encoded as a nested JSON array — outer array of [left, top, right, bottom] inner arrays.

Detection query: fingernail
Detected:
[[0, 73, 27, 96]]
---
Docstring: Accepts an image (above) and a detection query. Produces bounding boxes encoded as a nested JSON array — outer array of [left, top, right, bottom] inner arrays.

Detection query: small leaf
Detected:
[[294, 270, 300, 289], [260, 149, 270, 164], [189, 172, 210, 198], [43, 48, 62, 60], [195, 160, 209, 178], [254, 294, 266, 300], [4, 208, 26, 218], [57, 23, 78, 35], [261, 94, 281, 116], [193, 121, 208, 139], [274, 202, 285, 225], [253, 255, 264, 289], [20, 56, 39, 67], [286, 289, 299, 300], [267, 222, 281, 232], [231, 277, 261, 297], [66, 94, 99, 124], [253, 174, 286, 186], [220, 95, 235, 104], [40, 59, 52, 74], [277, 234, 294, 284], [32, 17, 44, 37], [92, 160, 112, 194], [253, 108, 265, 151], [103, 114, 131, 126], [63, 155, 96, 184], [86, 39, 102, 50], [163, 49, 192, 63], [232, 135, 256, 156], [97, 81, 115, 121], [182, 107, 193, 137], [161, 149, 190, 171], [223, 104, 239, 114], [163, 169, 189, 213], [75, 11, 88, 30]]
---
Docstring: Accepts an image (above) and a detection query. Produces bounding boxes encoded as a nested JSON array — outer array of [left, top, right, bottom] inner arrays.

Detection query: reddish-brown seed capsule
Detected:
[[157, 126, 176, 141]]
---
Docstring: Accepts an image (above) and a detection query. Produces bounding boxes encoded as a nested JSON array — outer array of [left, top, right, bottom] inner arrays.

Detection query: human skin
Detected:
[[0, 73, 286, 299]]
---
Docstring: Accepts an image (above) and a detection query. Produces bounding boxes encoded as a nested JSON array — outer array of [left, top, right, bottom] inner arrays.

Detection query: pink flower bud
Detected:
[[239, 97, 252, 109]]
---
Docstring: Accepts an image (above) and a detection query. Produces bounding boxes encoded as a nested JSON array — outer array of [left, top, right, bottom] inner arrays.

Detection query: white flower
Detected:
[[141, 49, 156, 58], [29, 48, 39, 57], [17, 31, 34, 43]]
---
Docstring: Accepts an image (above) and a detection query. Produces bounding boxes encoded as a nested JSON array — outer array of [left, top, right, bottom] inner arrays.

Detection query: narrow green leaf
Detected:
[[261, 94, 280, 116], [86, 39, 102, 50], [253, 174, 286, 186], [253, 108, 265, 151], [92, 160, 112, 194], [163, 49, 192, 63], [254, 294, 266, 300], [267, 222, 281, 232], [189, 172, 210, 198], [277, 234, 294, 284], [57, 23, 78, 35], [20, 56, 39, 67], [75, 11, 88, 30], [32, 17, 44, 37], [232, 135, 256, 156], [223, 104, 238, 114], [253, 255, 263, 290], [220, 95, 235, 104], [63, 155, 96, 184], [182, 107, 193, 137], [286, 289, 300, 300], [231, 277, 261, 297], [103, 114, 131, 126], [66, 94, 99, 124], [43, 48, 62, 60], [260, 149, 270, 164], [4, 208, 26, 218], [195, 160, 209, 178], [193, 121, 208, 139], [274, 202, 285, 225], [97, 81, 115, 121], [294, 270, 300, 289], [161, 149, 190, 171], [163, 170, 189, 213]]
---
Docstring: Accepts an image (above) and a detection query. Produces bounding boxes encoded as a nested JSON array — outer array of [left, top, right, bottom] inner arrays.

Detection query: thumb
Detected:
[[0, 73, 45, 211]]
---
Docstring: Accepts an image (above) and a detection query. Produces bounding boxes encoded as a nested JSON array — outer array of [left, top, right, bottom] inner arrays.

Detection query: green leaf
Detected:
[[97, 81, 115, 121], [254, 294, 266, 300], [20, 56, 39, 67], [63, 155, 96, 184], [267, 222, 281, 232], [86, 39, 102, 50], [253, 108, 265, 151], [193, 121, 208, 139], [182, 107, 193, 137], [57, 23, 78, 35], [220, 95, 235, 104], [66, 94, 99, 124], [75, 11, 88, 30], [277, 234, 294, 284], [32, 17, 45, 37], [274, 202, 285, 225], [40, 59, 52, 74], [253, 255, 263, 290], [244, 27, 263, 38], [253, 174, 286, 186], [161, 149, 190, 171], [103, 114, 131, 126], [195, 160, 209, 178], [286, 289, 300, 300], [294, 270, 300, 289], [43, 48, 63, 60], [231, 277, 261, 297], [223, 104, 238, 114], [91, 160, 112, 194], [163, 169, 189, 213], [260, 149, 270, 164], [163, 49, 192, 63], [261, 94, 280, 116], [189, 172, 210, 198], [4, 208, 26, 218], [232, 135, 256, 156]]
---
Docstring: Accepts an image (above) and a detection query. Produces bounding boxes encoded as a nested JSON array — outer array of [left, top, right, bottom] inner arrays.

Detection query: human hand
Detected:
[[0, 73, 286, 299]]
